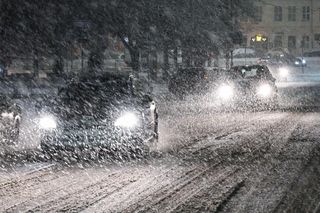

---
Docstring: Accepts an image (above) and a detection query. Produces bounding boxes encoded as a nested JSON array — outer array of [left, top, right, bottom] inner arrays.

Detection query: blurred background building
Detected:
[[240, 0, 320, 55]]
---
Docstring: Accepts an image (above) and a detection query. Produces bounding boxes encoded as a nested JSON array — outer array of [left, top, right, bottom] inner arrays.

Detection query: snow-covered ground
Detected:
[[0, 107, 320, 212], [0, 64, 320, 212]]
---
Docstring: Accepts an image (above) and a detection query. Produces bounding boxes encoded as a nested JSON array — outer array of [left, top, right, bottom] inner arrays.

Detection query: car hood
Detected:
[[40, 97, 148, 130]]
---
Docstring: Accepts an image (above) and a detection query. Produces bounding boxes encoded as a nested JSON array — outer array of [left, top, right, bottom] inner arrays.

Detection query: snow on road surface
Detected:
[[0, 82, 320, 212], [0, 110, 320, 212]]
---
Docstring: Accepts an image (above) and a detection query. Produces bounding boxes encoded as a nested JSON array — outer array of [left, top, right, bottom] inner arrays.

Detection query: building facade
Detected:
[[241, 0, 320, 55]]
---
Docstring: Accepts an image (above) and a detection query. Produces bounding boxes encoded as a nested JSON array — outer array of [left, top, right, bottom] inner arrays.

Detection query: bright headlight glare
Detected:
[[39, 116, 57, 130], [257, 84, 273, 98], [302, 59, 306, 64], [1, 112, 14, 119], [217, 84, 234, 100], [115, 112, 139, 128], [279, 68, 289, 77], [295, 61, 300, 65]]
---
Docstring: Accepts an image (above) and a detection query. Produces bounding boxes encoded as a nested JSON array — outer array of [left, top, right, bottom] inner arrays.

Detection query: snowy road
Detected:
[[0, 83, 320, 212]]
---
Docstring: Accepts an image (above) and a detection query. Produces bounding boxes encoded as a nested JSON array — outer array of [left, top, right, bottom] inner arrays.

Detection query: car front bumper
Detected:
[[40, 127, 156, 153]]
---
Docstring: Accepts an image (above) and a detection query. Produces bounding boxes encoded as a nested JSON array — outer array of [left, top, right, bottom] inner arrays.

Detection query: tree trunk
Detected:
[[33, 51, 39, 78], [163, 44, 169, 80], [129, 48, 140, 72], [88, 48, 104, 72], [225, 52, 230, 69], [230, 50, 234, 68], [53, 54, 64, 75], [182, 48, 191, 67], [174, 47, 178, 69]]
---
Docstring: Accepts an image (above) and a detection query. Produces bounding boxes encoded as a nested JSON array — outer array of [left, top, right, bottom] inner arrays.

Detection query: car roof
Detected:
[[67, 72, 131, 85], [232, 65, 267, 70]]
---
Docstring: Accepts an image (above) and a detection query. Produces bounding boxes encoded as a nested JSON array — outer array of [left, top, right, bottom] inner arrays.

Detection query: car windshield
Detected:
[[58, 80, 131, 117], [1, 1, 320, 212], [243, 67, 258, 78]]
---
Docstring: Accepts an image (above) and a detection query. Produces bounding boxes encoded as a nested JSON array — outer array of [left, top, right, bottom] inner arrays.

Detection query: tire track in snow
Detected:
[[171, 111, 286, 155], [0, 163, 57, 191], [82, 165, 203, 213], [156, 168, 243, 213], [122, 166, 213, 212], [187, 112, 298, 163], [22, 164, 188, 212], [171, 113, 303, 213], [3, 168, 122, 212], [216, 113, 307, 213]]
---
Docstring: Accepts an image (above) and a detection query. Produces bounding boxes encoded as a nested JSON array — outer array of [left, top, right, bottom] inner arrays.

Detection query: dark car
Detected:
[[38, 73, 158, 160], [213, 65, 279, 109], [258, 52, 306, 67], [168, 67, 216, 99], [0, 95, 21, 144], [303, 50, 320, 57]]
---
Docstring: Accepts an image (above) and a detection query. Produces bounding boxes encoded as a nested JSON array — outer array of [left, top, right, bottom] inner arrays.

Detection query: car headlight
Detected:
[[1, 112, 14, 119], [114, 112, 139, 128], [39, 116, 57, 130], [257, 84, 273, 98], [217, 84, 234, 100], [294, 61, 300, 65], [279, 67, 289, 78], [302, 59, 306, 64]]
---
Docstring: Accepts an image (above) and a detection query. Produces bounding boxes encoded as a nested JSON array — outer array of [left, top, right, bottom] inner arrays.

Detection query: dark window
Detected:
[[274, 6, 282, 21], [242, 36, 248, 46], [288, 36, 296, 49], [288, 6, 296, 21], [302, 6, 310, 21], [254, 6, 263, 22], [240, 14, 249, 22], [274, 35, 283, 47], [315, 34, 320, 44], [302, 36, 310, 48]]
